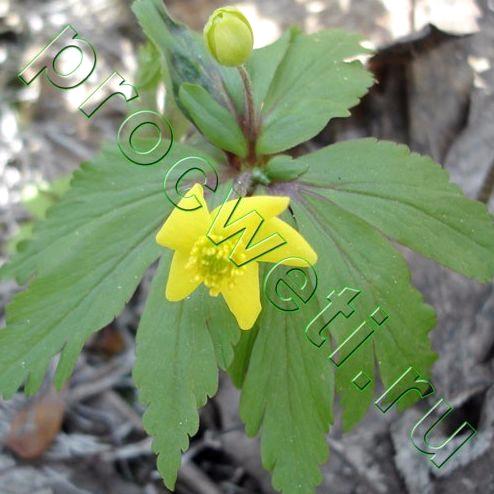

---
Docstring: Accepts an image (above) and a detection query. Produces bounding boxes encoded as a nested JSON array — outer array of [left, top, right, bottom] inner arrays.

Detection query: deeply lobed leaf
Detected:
[[256, 30, 374, 155], [230, 286, 334, 494], [299, 138, 494, 282], [134, 255, 239, 489], [0, 141, 222, 398]]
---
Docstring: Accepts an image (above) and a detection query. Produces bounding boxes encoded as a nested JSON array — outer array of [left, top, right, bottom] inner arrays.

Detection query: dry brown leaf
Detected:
[[6, 386, 65, 459], [89, 326, 126, 356]]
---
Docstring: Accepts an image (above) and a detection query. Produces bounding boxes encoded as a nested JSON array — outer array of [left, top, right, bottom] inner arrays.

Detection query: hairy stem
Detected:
[[238, 64, 257, 163]]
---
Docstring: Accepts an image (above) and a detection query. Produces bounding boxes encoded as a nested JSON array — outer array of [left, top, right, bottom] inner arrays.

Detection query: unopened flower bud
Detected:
[[203, 7, 253, 67]]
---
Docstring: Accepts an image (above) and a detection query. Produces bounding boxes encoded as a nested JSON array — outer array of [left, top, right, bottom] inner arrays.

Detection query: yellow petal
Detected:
[[221, 263, 261, 330], [156, 183, 210, 253], [208, 194, 290, 266], [165, 250, 202, 301], [256, 217, 318, 266], [211, 194, 289, 223]]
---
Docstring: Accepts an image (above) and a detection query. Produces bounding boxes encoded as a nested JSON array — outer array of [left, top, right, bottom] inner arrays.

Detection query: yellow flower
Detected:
[[156, 183, 317, 330]]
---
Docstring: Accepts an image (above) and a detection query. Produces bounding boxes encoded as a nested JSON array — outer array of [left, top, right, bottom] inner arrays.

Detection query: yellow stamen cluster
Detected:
[[186, 235, 246, 296]]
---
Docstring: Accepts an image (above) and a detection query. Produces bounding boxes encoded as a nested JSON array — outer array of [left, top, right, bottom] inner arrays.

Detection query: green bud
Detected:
[[203, 6, 254, 67]]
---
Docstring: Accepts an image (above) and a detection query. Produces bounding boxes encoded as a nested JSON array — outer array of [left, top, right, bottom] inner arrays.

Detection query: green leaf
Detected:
[[179, 83, 248, 157], [135, 41, 162, 91], [246, 29, 294, 110], [6, 176, 72, 255], [265, 155, 309, 182], [132, 39, 191, 140], [1, 148, 153, 283], [21, 175, 71, 220], [299, 139, 494, 281], [290, 197, 437, 430], [256, 30, 373, 155], [277, 138, 494, 429], [0, 140, 220, 397], [232, 290, 333, 494], [134, 255, 239, 489], [6, 224, 33, 256]]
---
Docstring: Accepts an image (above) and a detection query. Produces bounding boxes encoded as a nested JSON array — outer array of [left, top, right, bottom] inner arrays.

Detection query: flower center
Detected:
[[186, 235, 246, 296]]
